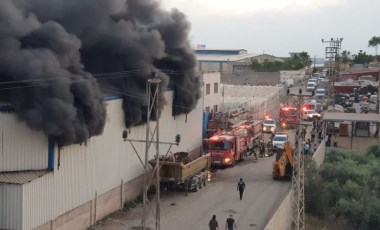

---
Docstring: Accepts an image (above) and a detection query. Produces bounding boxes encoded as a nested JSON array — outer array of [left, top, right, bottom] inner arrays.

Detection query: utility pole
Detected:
[[287, 89, 312, 230], [123, 69, 180, 230], [322, 38, 343, 111]]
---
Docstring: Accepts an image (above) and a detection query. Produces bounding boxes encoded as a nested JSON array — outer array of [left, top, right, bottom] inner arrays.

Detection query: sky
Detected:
[[161, 0, 379, 58]]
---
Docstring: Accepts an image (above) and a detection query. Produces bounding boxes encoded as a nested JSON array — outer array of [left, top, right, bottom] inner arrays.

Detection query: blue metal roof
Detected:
[[0, 104, 14, 113], [195, 49, 246, 55]]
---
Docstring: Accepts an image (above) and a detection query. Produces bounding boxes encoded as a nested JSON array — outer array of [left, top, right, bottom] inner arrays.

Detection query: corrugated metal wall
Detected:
[[19, 91, 203, 229], [0, 184, 22, 230], [0, 113, 48, 172]]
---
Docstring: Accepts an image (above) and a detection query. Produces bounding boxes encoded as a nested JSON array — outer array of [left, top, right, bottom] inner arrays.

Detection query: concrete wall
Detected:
[[264, 191, 293, 230], [264, 140, 326, 230], [33, 175, 143, 230], [313, 140, 326, 168], [221, 72, 281, 86]]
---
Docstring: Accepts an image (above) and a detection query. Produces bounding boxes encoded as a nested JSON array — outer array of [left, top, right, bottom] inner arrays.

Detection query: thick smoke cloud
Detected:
[[0, 0, 201, 145]]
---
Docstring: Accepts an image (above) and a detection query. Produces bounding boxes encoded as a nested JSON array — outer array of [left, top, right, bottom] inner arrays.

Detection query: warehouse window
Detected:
[[213, 105, 218, 112], [206, 83, 210, 95], [205, 106, 210, 112], [214, 83, 218, 93]]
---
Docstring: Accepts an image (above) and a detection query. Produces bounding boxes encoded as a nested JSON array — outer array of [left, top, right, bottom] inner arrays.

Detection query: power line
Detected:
[[0, 68, 197, 87]]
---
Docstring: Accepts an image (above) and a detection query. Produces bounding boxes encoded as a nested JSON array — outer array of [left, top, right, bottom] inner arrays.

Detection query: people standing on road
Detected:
[[309, 146, 314, 155], [312, 120, 316, 130], [304, 142, 310, 155], [259, 140, 265, 158], [301, 127, 306, 141], [237, 178, 246, 200], [318, 130, 322, 143], [226, 214, 237, 230], [310, 129, 316, 142], [209, 215, 219, 230]]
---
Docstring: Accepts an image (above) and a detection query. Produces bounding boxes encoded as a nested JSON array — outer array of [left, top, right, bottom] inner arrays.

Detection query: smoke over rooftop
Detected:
[[0, 0, 201, 145]]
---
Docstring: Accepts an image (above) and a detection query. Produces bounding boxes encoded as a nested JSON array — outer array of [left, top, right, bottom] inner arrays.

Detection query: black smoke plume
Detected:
[[0, 0, 201, 145]]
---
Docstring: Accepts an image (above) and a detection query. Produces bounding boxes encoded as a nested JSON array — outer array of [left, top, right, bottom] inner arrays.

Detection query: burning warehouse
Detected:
[[0, 0, 202, 229]]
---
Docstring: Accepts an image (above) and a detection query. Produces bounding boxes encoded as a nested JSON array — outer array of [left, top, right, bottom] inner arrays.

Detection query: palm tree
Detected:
[[368, 36, 380, 59], [341, 50, 352, 65]]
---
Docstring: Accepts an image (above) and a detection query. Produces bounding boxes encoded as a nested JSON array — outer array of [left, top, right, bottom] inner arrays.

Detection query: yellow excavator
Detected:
[[272, 141, 294, 180]]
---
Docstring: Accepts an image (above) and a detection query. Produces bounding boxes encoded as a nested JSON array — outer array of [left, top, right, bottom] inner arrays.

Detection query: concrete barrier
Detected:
[[313, 140, 326, 168], [264, 190, 293, 230], [264, 140, 326, 230]]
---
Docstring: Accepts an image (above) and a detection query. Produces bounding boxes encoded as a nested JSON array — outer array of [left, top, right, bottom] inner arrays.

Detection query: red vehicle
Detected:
[[279, 105, 298, 129], [238, 121, 263, 138], [208, 128, 249, 167]]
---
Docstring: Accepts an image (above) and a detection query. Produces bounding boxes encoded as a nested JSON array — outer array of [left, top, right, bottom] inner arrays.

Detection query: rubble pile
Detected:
[[157, 152, 192, 164]]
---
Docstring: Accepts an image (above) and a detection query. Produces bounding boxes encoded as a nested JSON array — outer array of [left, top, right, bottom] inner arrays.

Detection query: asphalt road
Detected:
[[93, 129, 295, 230]]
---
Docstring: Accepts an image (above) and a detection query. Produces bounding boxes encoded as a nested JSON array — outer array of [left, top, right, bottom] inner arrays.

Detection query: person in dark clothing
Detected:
[[318, 130, 322, 142], [301, 127, 306, 141], [226, 214, 237, 230], [250, 138, 258, 160], [237, 178, 246, 200], [209, 215, 219, 230], [259, 140, 265, 158]]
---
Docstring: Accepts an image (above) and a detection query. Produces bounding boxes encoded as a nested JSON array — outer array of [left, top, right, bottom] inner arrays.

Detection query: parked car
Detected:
[[315, 88, 326, 97], [302, 110, 321, 121], [306, 83, 316, 92], [308, 79, 318, 85], [272, 133, 289, 149]]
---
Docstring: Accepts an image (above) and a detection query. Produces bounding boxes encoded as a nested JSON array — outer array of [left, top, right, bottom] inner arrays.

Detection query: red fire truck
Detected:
[[279, 105, 298, 129], [208, 128, 249, 167]]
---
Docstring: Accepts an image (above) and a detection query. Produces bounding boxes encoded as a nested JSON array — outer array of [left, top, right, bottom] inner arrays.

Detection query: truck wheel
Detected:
[[192, 178, 198, 192]]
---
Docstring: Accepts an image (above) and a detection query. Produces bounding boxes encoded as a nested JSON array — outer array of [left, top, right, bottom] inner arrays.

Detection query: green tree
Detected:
[[368, 36, 380, 58], [250, 52, 311, 72], [352, 50, 374, 65], [305, 146, 380, 229], [341, 50, 352, 65]]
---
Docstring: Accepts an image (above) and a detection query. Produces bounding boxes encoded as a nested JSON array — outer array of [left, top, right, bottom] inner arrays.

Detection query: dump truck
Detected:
[[272, 141, 294, 180], [149, 152, 211, 192]]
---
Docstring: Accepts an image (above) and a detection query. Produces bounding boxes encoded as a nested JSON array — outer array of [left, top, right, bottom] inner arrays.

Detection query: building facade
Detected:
[[195, 49, 284, 74], [0, 91, 202, 230], [202, 72, 222, 113]]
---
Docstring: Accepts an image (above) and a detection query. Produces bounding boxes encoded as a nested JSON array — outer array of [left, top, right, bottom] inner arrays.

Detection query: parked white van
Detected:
[[306, 82, 316, 92], [315, 88, 326, 97]]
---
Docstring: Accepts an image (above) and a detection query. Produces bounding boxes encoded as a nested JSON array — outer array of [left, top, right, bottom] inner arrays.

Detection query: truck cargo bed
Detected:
[[149, 154, 211, 182]]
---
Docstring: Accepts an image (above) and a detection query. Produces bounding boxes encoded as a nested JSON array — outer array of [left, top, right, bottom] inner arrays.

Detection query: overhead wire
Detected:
[[0, 68, 202, 112]]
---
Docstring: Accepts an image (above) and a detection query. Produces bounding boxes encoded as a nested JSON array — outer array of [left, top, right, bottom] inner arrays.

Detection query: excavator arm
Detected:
[[283, 141, 294, 167]]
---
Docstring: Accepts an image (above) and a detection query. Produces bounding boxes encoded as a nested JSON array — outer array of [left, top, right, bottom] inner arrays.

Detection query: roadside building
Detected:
[[195, 49, 283, 86], [0, 91, 203, 230], [202, 72, 222, 113]]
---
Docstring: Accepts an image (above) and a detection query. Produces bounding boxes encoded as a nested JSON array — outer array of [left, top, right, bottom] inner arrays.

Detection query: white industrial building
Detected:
[[195, 49, 284, 74], [202, 72, 222, 113], [0, 91, 203, 230]]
